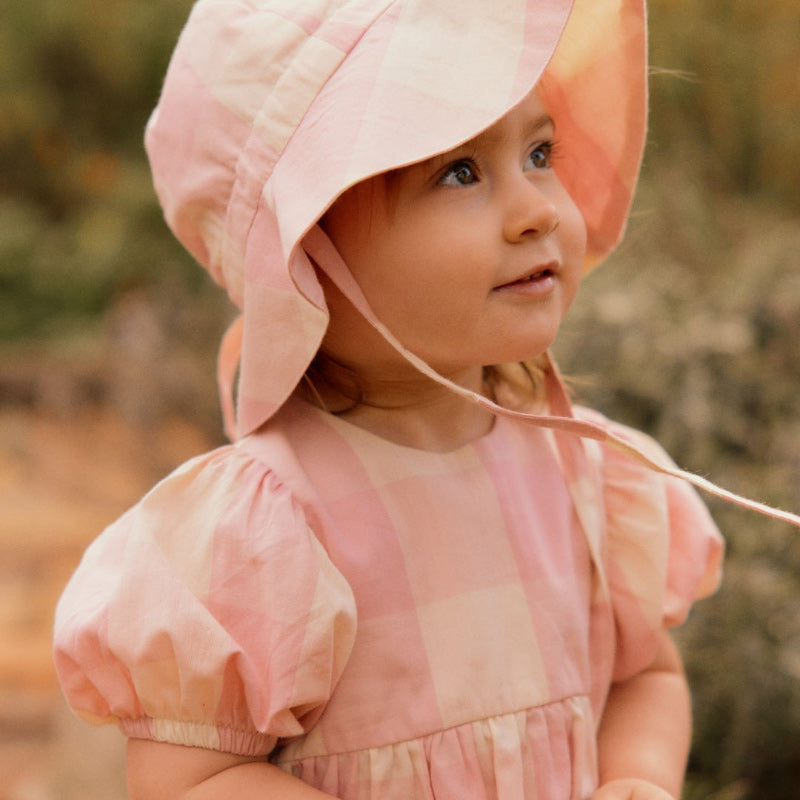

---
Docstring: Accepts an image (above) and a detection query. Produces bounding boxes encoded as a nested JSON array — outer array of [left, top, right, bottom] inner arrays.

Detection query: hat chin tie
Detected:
[[298, 223, 800, 530]]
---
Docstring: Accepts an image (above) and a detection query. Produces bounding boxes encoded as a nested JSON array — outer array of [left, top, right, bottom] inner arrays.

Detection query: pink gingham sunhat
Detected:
[[145, 0, 647, 436]]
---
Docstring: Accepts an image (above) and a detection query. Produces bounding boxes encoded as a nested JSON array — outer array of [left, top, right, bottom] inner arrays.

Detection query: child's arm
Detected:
[[592, 628, 691, 800], [127, 739, 337, 800]]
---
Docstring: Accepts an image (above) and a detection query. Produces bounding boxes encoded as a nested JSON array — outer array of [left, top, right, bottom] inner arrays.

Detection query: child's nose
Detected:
[[501, 175, 560, 242]]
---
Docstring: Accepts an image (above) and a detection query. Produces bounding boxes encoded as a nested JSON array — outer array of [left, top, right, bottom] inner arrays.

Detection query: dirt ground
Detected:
[[0, 404, 213, 800]]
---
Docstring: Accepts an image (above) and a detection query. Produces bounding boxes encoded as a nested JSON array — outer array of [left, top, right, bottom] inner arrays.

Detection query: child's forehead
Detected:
[[455, 110, 555, 153]]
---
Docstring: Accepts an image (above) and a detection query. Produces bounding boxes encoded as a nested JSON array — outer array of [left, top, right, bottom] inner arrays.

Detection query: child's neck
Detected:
[[304, 364, 495, 452], [340, 390, 494, 452]]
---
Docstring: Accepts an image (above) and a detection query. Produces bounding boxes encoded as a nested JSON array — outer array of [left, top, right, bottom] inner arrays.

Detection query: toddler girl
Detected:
[[53, 1, 799, 798]]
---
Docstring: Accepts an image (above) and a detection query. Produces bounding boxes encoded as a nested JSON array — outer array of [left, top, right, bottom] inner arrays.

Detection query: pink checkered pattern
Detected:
[[54, 396, 722, 799], [50, 0, 796, 793]]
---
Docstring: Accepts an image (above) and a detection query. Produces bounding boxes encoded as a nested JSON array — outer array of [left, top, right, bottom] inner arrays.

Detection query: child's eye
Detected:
[[437, 160, 479, 187], [526, 141, 556, 170]]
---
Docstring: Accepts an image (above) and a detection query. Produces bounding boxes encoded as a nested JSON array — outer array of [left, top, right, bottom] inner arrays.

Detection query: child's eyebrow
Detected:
[[529, 113, 555, 133], [523, 113, 556, 133]]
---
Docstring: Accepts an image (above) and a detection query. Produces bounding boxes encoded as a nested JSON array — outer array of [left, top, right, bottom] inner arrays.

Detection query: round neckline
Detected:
[[293, 395, 505, 457]]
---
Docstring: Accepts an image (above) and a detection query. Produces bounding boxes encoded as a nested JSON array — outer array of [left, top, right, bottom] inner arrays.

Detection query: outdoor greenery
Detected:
[[2, 0, 799, 797]]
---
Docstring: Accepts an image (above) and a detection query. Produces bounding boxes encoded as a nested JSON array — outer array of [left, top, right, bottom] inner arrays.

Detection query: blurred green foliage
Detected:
[[2, 1, 799, 797], [1, 0, 202, 340]]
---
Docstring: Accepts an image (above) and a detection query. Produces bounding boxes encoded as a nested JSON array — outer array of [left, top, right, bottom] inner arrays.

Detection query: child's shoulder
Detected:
[[73, 424, 318, 580], [146, 420, 307, 507], [572, 403, 649, 440], [572, 404, 674, 468], [572, 403, 722, 540]]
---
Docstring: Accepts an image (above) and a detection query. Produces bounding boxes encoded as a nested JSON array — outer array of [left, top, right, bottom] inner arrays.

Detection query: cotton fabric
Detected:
[[54, 397, 722, 798]]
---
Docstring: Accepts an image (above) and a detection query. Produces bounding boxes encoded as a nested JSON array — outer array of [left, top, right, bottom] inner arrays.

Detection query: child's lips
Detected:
[[494, 261, 559, 293]]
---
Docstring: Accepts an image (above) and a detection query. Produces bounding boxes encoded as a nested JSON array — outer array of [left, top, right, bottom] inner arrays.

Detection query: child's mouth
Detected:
[[521, 268, 553, 283], [495, 263, 558, 293]]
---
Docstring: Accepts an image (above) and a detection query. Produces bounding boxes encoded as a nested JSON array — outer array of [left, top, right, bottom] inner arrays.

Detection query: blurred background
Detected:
[[1, 0, 798, 797]]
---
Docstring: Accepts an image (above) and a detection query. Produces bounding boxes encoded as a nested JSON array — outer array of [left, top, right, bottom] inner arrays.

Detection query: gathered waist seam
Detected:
[[273, 693, 592, 765]]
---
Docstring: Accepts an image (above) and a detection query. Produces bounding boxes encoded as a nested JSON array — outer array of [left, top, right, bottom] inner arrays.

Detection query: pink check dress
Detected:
[[54, 396, 722, 800]]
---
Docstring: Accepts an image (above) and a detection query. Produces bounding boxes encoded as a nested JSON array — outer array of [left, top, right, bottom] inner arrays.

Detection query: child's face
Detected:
[[320, 89, 587, 383]]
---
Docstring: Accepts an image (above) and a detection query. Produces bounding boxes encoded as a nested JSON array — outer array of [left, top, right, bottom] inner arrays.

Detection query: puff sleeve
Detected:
[[577, 408, 724, 682], [53, 445, 357, 757]]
